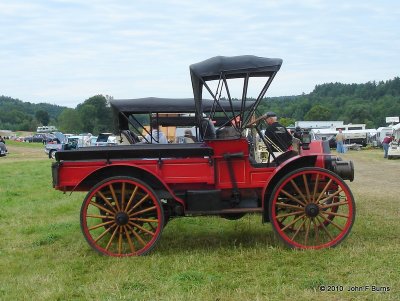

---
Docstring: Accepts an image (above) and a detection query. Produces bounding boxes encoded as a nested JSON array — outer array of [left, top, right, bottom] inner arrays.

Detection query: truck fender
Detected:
[[72, 163, 185, 207], [261, 155, 317, 211]]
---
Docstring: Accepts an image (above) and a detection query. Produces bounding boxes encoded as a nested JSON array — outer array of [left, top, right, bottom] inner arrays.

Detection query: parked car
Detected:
[[24, 134, 47, 143], [45, 132, 79, 159], [92, 133, 118, 146], [0, 142, 7, 156]]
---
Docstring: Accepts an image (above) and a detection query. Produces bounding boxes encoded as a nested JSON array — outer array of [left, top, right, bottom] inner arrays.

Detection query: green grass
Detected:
[[5, 139, 45, 148], [0, 148, 399, 300]]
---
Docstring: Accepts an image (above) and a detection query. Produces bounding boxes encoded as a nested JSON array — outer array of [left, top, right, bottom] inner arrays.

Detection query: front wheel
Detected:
[[49, 150, 56, 159], [269, 167, 355, 249], [80, 176, 164, 257]]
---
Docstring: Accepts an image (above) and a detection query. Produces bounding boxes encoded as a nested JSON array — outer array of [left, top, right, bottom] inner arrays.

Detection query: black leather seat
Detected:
[[201, 119, 216, 140]]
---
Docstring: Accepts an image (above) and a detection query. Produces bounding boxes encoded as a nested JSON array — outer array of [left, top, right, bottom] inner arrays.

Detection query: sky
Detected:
[[1, 0, 399, 108]]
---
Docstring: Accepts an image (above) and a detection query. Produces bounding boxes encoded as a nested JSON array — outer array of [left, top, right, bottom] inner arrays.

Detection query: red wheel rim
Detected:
[[270, 168, 355, 249], [81, 177, 163, 257]]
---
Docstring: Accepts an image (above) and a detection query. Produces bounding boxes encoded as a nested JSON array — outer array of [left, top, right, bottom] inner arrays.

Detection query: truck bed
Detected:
[[55, 143, 214, 161]]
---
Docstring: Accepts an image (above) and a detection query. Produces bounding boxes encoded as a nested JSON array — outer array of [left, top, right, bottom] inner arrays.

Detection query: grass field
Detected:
[[0, 144, 399, 300]]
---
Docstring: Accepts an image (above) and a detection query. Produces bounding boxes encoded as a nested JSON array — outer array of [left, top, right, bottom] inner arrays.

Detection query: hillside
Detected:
[[259, 77, 400, 128], [0, 95, 67, 131]]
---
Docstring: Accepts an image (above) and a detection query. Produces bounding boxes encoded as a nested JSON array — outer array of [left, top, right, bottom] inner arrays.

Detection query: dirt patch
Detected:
[[337, 149, 400, 201]]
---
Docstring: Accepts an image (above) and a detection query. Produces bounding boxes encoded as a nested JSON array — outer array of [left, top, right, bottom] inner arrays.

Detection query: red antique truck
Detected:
[[52, 55, 355, 256]]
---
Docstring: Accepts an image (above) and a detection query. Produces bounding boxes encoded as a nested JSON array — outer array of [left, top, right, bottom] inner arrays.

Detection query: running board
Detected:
[[185, 207, 263, 216]]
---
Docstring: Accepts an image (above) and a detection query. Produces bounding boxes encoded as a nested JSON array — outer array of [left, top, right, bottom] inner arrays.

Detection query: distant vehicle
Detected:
[[92, 133, 118, 146], [376, 127, 393, 146], [44, 132, 79, 159], [0, 142, 7, 157], [388, 123, 400, 159], [24, 134, 48, 143], [310, 128, 368, 148], [89, 136, 98, 146], [37, 126, 58, 133]]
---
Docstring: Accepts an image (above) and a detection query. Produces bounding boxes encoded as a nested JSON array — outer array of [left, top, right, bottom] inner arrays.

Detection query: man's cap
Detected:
[[265, 111, 277, 118]]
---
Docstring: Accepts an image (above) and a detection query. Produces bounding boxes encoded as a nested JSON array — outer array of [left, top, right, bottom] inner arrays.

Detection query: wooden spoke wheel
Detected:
[[269, 167, 355, 249], [80, 177, 164, 257]]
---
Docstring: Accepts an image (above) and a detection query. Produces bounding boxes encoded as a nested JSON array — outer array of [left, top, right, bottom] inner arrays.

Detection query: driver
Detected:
[[263, 112, 292, 152]]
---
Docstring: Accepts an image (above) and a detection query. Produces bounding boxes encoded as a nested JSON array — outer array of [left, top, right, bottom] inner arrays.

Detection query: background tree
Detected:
[[58, 108, 83, 133], [304, 105, 331, 121], [76, 95, 113, 134], [35, 110, 50, 126]]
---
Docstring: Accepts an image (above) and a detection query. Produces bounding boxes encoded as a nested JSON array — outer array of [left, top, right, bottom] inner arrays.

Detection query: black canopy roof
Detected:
[[110, 97, 252, 114], [190, 55, 282, 82]]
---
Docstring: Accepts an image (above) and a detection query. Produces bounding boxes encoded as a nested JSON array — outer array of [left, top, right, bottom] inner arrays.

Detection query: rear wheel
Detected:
[[269, 167, 355, 249], [80, 176, 164, 256], [49, 150, 56, 159]]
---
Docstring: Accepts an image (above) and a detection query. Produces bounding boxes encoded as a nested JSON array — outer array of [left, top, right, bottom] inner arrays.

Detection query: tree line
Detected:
[[1, 77, 399, 134], [0, 95, 113, 135], [259, 77, 400, 128]]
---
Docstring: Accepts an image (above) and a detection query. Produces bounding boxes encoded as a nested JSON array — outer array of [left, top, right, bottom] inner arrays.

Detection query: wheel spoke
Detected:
[[124, 186, 139, 212], [313, 218, 319, 245], [90, 200, 115, 216], [276, 210, 304, 219], [89, 220, 115, 231], [130, 206, 156, 217], [321, 211, 349, 218], [318, 213, 344, 231], [129, 222, 155, 236], [121, 182, 126, 210], [147, 221, 156, 231], [130, 217, 159, 223], [275, 202, 303, 210], [109, 184, 121, 211], [291, 217, 307, 241], [105, 226, 119, 250], [124, 226, 136, 253], [312, 174, 320, 203], [281, 214, 306, 232], [315, 179, 333, 203], [318, 189, 343, 205], [302, 174, 311, 203], [320, 201, 349, 209], [280, 189, 306, 207], [94, 224, 115, 243], [127, 224, 147, 246], [86, 214, 114, 219], [95, 190, 117, 215], [304, 218, 311, 245], [127, 194, 149, 215], [118, 226, 123, 254], [290, 180, 307, 204], [315, 216, 334, 240]]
